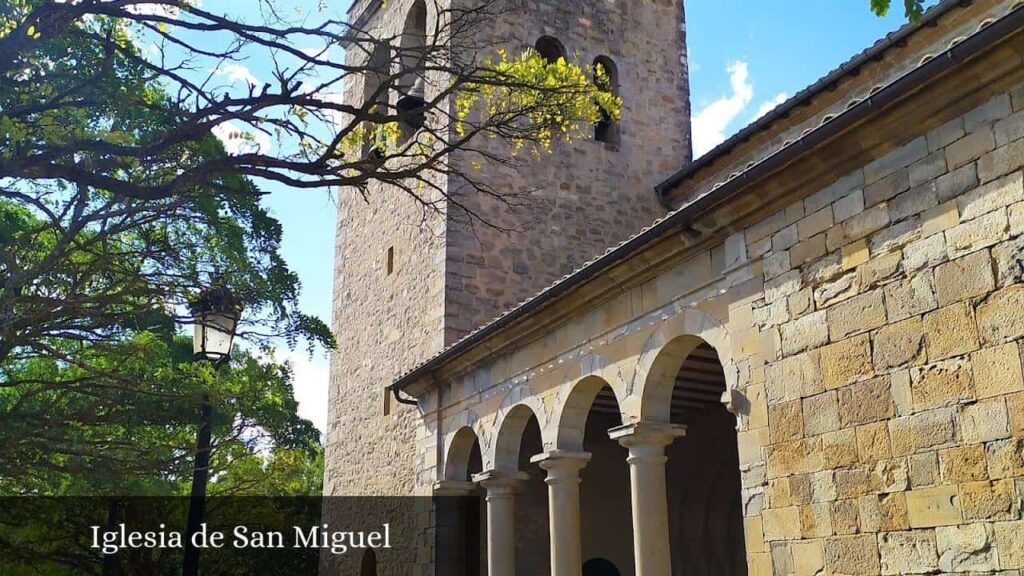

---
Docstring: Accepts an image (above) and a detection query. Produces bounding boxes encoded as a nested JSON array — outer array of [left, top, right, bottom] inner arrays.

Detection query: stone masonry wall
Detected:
[[442, 0, 691, 340], [423, 79, 1024, 576], [739, 84, 1024, 576]]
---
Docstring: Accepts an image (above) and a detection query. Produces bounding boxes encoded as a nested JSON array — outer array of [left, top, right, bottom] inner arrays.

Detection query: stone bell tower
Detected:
[[325, 0, 692, 496]]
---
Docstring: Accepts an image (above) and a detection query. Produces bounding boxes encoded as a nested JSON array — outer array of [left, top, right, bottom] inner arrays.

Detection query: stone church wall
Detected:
[[425, 80, 1024, 575]]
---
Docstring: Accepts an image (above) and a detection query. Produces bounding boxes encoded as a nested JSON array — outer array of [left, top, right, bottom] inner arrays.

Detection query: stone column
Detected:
[[531, 451, 592, 576], [608, 422, 686, 576], [472, 470, 528, 576]]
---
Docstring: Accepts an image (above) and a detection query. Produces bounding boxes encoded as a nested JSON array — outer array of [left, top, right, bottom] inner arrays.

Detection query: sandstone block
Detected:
[[838, 377, 894, 427], [891, 369, 914, 415], [763, 506, 802, 541], [910, 357, 975, 411], [828, 290, 887, 341], [891, 182, 940, 225], [821, 429, 859, 469], [822, 334, 873, 390], [748, 552, 771, 576], [790, 234, 827, 267], [907, 485, 963, 528], [994, 520, 1024, 568], [810, 470, 837, 503], [765, 269, 802, 304], [890, 408, 958, 456], [833, 188, 866, 223], [976, 285, 1024, 345], [964, 94, 1013, 133], [865, 168, 911, 207], [960, 479, 1018, 521], [803, 391, 840, 436], [769, 399, 804, 444], [874, 316, 926, 370], [856, 422, 893, 462], [959, 398, 1011, 443], [841, 239, 871, 271], [766, 437, 823, 479], [800, 504, 833, 539], [806, 171, 864, 213], [936, 162, 979, 203], [939, 445, 988, 483], [766, 350, 823, 403], [909, 152, 948, 188], [764, 251, 792, 280], [738, 427, 768, 466], [985, 438, 1024, 480], [780, 311, 828, 356], [827, 204, 891, 252], [876, 458, 910, 494], [1008, 392, 1024, 437], [946, 127, 996, 171], [814, 271, 859, 308], [878, 530, 939, 575], [835, 465, 880, 499], [972, 343, 1024, 399], [884, 272, 938, 322], [773, 224, 799, 253], [958, 170, 1024, 221], [909, 452, 940, 488], [923, 302, 980, 361], [799, 207, 833, 241], [744, 516, 766, 553], [870, 214, 922, 255], [995, 109, 1024, 146], [978, 138, 1024, 183], [903, 233, 947, 273], [866, 136, 928, 184], [832, 499, 861, 536], [864, 493, 910, 532], [993, 235, 1024, 287], [825, 534, 881, 575], [858, 251, 902, 289], [791, 539, 825, 576], [935, 249, 997, 304], [921, 200, 960, 238], [935, 523, 998, 573], [944, 209, 1009, 259], [928, 117, 965, 152]]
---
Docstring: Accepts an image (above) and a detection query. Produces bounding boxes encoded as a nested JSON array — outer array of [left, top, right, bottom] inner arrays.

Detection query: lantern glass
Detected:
[[192, 311, 238, 362]]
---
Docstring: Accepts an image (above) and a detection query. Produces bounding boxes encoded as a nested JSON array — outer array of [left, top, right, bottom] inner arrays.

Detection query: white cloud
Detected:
[[754, 92, 789, 121], [280, 351, 330, 435], [212, 121, 273, 155], [214, 63, 259, 87], [691, 61, 754, 157]]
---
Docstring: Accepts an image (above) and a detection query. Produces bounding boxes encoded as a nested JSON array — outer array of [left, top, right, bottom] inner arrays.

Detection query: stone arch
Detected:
[[633, 307, 736, 424], [443, 426, 482, 482], [490, 402, 544, 471], [535, 35, 566, 63], [592, 55, 620, 145], [553, 374, 625, 452], [360, 549, 377, 576]]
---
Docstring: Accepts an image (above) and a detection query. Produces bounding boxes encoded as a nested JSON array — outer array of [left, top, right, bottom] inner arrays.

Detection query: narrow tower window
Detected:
[[534, 36, 566, 64], [386, 246, 395, 275], [593, 56, 620, 145], [362, 43, 391, 161]]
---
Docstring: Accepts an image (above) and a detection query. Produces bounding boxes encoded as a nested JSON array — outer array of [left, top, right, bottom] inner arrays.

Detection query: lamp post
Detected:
[[182, 285, 241, 576]]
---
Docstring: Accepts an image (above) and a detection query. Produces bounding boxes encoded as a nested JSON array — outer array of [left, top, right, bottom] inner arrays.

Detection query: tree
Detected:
[[870, 0, 926, 22], [1, 0, 620, 212]]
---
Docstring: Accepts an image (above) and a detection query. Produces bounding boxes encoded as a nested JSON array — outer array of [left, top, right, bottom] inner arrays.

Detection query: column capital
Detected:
[[608, 421, 686, 450], [531, 451, 591, 485], [472, 469, 529, 493], [432, 480, 478, 497]]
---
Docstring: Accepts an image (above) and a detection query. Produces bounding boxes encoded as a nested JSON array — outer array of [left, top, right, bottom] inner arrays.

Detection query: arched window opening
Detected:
[[593, 56, 620, 145], [534, 36, 566, 64], [362, 42, 391, 161], [360, 549, 377, 576], [397, 0, 427, 135]]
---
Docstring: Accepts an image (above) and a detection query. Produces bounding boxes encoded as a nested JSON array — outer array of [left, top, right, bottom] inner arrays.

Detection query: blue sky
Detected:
[[253, 1, 932, 432]]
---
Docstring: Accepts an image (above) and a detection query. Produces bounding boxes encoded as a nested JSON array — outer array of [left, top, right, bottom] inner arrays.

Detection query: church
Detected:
[[326, 0, 1024, 574]]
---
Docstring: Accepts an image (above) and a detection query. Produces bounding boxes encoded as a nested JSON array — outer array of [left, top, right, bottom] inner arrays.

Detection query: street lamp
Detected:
[[182, 285, 241, 576]]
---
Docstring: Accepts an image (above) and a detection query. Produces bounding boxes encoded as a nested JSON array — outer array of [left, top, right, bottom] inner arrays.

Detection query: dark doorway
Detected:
[[583, 558, 622, 576]]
